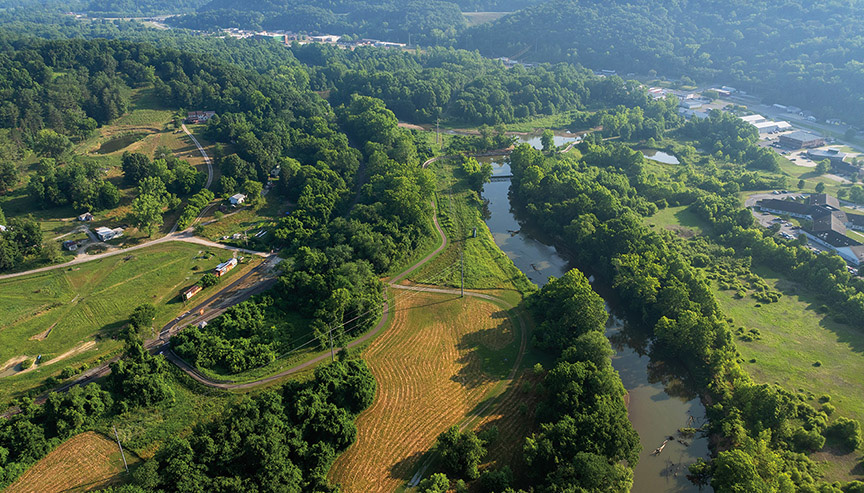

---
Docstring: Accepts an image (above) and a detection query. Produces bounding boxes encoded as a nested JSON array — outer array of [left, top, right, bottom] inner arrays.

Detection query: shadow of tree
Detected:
[[451, 310, 515, 389]]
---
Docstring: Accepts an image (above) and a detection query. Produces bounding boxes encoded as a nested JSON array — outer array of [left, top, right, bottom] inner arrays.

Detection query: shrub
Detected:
[[813, 361, 823, 367], [825, 417, 863, 451], [823, 403, 836, 416], [200, 273, 219, 288], [819, 394, 832, 403], [19, 358, 33, 370]]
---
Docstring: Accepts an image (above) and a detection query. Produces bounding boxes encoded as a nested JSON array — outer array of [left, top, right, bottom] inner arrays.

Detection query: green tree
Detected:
[[0, 161, 19, 192], [131, 193, 164, 237], [541, 129, 555, 153], [33, 129, 72, 159], [436, 425, 486, 480], [243, 179, 263, 203], [200, 273, 219, 287], [418, 473, 450, 493], [815, 181, 826, 193], [815, 160, 831, 175], [797, 179, 805, 189]]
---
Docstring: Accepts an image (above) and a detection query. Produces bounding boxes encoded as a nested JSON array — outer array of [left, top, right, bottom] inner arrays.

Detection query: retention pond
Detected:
[[480, 151, 711, 493]]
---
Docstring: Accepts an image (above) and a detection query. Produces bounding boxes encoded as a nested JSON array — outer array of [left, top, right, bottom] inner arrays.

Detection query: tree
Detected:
[[200, 273, 219, 287], [0, 161, 19, 192], [129, 303, 157, 333], [122, 152, 151, 184], [131, 193, 164, 237], [815, 160, 831, 175], [541, 129, 555, 153], [418, 473, 450, 493], [815, 182, 826, 193], [243, 179, 263, 203], [436, 425, 486, 480], [33, 129, 72, 159], [797, 179, 805, 189]]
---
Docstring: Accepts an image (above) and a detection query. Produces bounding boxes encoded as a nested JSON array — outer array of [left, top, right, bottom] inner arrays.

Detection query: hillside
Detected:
[[461, 0, 864, 125]]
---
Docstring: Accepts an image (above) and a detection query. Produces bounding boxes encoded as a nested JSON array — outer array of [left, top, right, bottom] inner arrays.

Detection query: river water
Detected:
[[481, 152, 711, 492]]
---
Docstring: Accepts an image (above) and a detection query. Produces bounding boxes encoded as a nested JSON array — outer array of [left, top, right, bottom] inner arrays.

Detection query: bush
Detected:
[[819, 394, 832, 403], [19, 358, 33, 370], [200, 273, 219, 288], [825, 417, 863, 451], [813, 361, 823, 367], [823, 403, 836, 416], [792, 426, 826, 452], [478, 466, 513, 493], [418, 473, 450, 493]]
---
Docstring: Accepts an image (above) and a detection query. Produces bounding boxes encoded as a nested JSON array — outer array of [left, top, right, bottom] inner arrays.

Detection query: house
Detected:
[[78, 212, 93, 221], [63, 240, 80, 251], [214, 258, 238, 277], [786, 106, 802, 114], [757, 198, 813, 218], [94, 227, 124, 241], [181, 284, 202, 301], [229, 193, 247, 206], [186, 111, 216, 124], [779, 131, 825, 149], [0, 225, 5, 233]]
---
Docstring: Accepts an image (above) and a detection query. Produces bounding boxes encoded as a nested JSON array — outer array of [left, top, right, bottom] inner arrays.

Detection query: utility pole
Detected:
[[113, 425, 128, 473], [329, 327, 335, 362], [460, 250, 464, 298], [436, 117, 440, 147]]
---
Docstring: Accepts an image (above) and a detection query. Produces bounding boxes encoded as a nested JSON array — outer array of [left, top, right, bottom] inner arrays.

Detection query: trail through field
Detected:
[[6, 431, 137, 492], [328, 291, 518, 492]]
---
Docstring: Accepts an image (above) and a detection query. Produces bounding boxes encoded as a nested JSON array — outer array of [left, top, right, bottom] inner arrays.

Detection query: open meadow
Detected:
[[0, 242, 252, 405], [714, 269, 864, 480], [328, 289, 525, 492]]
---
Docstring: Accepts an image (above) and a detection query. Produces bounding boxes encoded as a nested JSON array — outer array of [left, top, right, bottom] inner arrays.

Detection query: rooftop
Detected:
[[781, 130, 822, 142]]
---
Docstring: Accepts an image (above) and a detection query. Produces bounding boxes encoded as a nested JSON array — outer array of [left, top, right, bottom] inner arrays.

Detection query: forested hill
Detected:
[[460, 0, 864, 125]]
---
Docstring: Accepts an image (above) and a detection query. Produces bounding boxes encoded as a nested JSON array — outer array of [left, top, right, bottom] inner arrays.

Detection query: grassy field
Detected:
[[644, 205, 708, 238], [6, 431, 139, 492], [713, 267, 864, 480], [0, 242, 254, 405], [328, 290, 522, 492], [410, 157, 533, 304]]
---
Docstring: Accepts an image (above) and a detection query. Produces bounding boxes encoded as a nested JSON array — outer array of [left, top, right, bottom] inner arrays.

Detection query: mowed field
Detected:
[[6, 431, 139, 492], [329, 290, 524, 492], [0, 242, 244, 404]]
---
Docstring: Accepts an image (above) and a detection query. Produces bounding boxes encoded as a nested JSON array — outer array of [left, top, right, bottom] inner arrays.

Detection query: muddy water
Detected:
[[481, 153, 712, 492]]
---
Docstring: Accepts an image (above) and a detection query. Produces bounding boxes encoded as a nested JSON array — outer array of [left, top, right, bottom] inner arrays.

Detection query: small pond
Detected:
[[641, 149, 681, 165], [94, 133, 147, 154]]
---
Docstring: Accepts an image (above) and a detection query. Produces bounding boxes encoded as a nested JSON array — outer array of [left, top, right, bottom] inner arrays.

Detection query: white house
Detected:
[[229, 193, 247, 206], [95, 227, 124, 241]]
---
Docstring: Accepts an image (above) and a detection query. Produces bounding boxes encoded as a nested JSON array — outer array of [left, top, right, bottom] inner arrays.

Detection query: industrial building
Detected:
[[779, 131, 825, 149], [756, 194, 864, 265]]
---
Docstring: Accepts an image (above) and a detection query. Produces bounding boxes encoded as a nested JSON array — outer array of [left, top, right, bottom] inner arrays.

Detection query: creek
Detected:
[[479, 149, 712, 492]]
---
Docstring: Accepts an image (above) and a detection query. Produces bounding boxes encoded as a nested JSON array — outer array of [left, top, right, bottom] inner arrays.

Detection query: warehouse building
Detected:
[[779, 131, 825, 149]]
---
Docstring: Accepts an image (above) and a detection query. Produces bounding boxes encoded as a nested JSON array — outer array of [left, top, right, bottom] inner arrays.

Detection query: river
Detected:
[[480, 151, 712, 492]]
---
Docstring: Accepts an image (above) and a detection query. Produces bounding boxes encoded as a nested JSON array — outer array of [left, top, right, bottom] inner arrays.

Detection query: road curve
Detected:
[[182, 123, 213, 190]]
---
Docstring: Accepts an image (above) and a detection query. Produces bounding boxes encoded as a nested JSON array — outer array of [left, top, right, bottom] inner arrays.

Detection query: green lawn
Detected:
[[0, 242, 250, 405], [644, 205, 708, 237], [713, 268, 864, 479]]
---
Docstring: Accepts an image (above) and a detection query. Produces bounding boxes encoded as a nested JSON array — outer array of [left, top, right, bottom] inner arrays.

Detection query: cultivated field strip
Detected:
[[329, 291, 517, 492]]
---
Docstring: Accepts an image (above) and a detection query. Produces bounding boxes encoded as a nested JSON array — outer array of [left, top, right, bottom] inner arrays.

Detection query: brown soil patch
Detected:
[[0, 356, 29, 377], [329, 291, 515, 492], [29, 323, 57, 341], [6, 431, 137, 493]]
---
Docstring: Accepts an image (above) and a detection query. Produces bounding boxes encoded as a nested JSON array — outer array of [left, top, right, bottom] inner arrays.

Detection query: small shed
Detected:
[[78, 212, 94, 222]]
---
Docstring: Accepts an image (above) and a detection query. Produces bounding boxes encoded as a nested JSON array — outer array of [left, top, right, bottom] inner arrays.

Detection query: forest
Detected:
[[462, 0, 864, 125]]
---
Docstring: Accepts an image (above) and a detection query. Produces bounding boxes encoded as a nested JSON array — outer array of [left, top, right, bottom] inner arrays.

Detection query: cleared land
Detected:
[[714, 269, 864, 480], [6, 431, 139, 492], [328, 290, 520, 492], [644, 205, 707, 238], [0, 242, 252, 404]]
